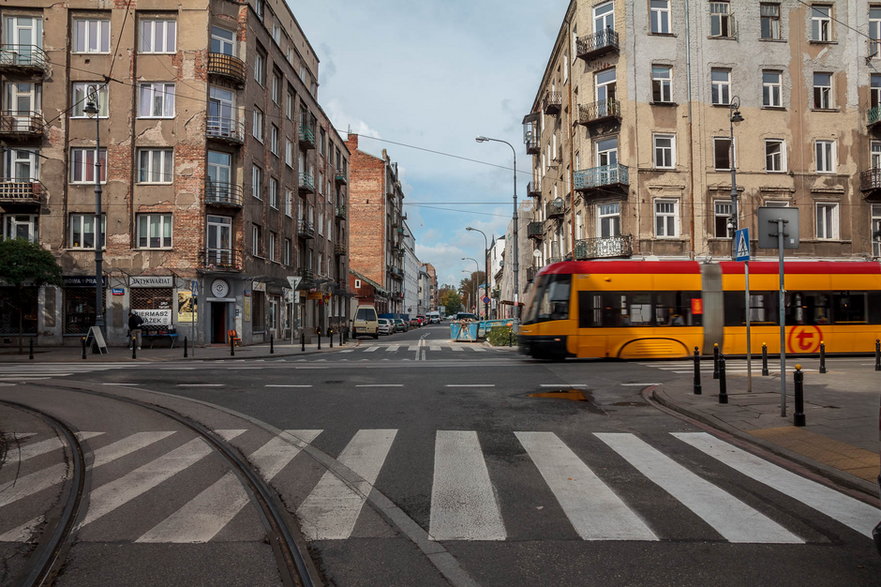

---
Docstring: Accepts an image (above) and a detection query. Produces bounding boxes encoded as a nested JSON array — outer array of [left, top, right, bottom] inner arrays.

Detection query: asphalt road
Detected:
[[1, 323, 879, 586]]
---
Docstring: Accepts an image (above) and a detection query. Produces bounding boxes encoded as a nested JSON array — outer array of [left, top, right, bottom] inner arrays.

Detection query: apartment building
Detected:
[[524, 1, 880, 278], [345, 134, 406, 315], [0, 0, 348, 346]]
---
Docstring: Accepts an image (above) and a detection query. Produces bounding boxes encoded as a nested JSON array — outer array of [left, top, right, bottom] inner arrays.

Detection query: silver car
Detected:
[[377, 318, 393, 335]]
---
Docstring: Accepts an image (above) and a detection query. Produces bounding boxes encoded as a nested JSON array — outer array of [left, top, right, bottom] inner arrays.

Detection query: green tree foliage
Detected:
[[438, 287, 463, 315], [0, 239, 63, 350]]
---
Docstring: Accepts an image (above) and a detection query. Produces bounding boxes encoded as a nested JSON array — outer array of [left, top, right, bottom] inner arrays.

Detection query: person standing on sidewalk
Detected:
[[128, 311, 144, 349]]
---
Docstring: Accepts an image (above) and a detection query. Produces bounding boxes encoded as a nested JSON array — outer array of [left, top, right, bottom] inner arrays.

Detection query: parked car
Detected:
[[395, 318, 408, 332], [352, 305, 379, 339], [426, 311, 441, 324], [417, 315, 428, 326], [409, 317, 421, 328], [377, 318, 393, 336]]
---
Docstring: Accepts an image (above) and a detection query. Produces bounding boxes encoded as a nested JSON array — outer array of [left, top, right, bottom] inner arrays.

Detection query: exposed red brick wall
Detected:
[[345, 135, 386, 286]]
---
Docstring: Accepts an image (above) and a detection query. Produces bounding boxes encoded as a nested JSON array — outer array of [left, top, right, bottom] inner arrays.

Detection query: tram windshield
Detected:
[[523, 274, 571, 324]]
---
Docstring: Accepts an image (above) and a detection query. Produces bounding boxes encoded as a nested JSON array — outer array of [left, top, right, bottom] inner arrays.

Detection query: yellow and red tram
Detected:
[[518, 260, 881, 360]]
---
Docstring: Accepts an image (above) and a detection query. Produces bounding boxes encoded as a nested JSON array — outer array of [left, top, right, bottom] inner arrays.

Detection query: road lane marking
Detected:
[[265, 384, 313, 388], [387, 344, 400, 352], [177, 383, 224, 387], [355, 384, 404, 388], [429, 430, 506, 541], [10, 432, 103, 463], [620, 383, 661, 386], [363, 346, 380, 353], [445, 384, 495, 388], [516, 431, 657, 541], [539, 384, 587, 388], [596, 433, 802, 543]]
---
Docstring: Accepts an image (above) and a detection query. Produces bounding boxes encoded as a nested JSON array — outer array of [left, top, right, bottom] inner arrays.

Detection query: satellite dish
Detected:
[[553, 197, 564, 209]]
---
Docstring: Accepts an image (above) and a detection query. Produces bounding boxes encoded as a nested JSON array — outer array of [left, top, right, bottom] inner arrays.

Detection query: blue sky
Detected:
[[289, 0, 570, 287]]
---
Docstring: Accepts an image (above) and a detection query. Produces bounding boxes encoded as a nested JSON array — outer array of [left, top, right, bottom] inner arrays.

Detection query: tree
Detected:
[[0, 239, 63, 352], [438, 287, 463, 315]]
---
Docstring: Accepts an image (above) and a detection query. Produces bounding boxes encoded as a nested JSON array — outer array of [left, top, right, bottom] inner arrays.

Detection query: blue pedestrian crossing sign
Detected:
[[734, 228, 750, 261]]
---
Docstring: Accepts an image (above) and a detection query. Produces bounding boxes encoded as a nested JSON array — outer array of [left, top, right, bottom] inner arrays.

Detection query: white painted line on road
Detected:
[[0, 383, 15, 386], [445, 384, 495, 388], [387, 344, 400, 352], [101, 382, 139, 386], [363, 346, 380, 353], [159, 367, 196, 370], [430, 430, 506, 541], [177, 383, 224, 387], [356, 384, 404, 388], [516, 431, 657, 541], [619, 383, 660, 386], [0, 376, 53, 380], [295, 366, 328, 370], [673, 432, 881, 538], [596, 433, 802, 544], [539, 383, 587, 388], [13, 432, 104, 463], [265, 384, 313, 388]]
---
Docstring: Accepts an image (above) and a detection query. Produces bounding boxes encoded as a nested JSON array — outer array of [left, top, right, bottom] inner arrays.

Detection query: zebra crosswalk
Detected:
[[1, 428, 877, 545], [635, 359, 808, 376], [0, 362, 143, 383]]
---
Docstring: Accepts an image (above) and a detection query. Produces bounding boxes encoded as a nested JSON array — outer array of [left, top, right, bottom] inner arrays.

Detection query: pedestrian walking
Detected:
[[128, 311, 144, 350]]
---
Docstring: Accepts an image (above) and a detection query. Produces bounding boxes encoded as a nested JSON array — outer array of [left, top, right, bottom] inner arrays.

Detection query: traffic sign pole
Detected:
[[734, 228, 752, 392]]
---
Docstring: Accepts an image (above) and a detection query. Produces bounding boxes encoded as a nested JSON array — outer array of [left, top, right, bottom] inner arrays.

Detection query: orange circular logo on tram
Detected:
[[787, 325, 823, 353]]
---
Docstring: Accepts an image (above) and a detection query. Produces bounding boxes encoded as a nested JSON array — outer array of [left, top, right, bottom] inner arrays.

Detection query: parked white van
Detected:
[[352, 306, 379, 339]]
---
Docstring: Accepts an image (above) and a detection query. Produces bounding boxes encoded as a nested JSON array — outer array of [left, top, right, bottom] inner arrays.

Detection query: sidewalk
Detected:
[[651, 358, 881, 499]]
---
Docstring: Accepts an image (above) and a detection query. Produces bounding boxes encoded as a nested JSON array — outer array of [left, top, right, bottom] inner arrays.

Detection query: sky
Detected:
[[289, 0, 571, 288]]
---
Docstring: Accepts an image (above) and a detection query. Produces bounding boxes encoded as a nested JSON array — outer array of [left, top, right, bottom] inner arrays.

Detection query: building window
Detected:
[[764, 139, 785, 172], [252, 223, 263, 257], [138, 82, 175, 118], [654, 199, 678, 237], [812, 72, 832, 109], [871, 7, 881, 58], [760, 3, 781, 39], [73, 18, 110, 53], [137, 148, 173, 183], [269, 231, 277, 262], [286, 89, 295, 119], [69, 213, 106, 249], [210, 26, 235, 55], [650, 0, 671, 34], [3, 148, 39, 181], [810, 5, 831, 42], [137, 213, 172, 248], [254, 49, 266, 86], [815, 139, 835, 173], [252, 164, 263, 199], [652, 65, 673, 103], [252, 107, 264, 141], [269, 176, 278, 209], [711, 68, 731, 105], [283, 237, 292, 265], [872, 74, 881, 110], [2, 214, 38, 242], [270, 124, 279, 155], [285, 189, 293, 217], [69, 148, 107, 183], [872, 204, 881, 257], [713, 137, 733, 170], [762, 70, 782, 107], [597, 202, 621, 238], [71, 83, 108, 118], [285, 139, 293, 167], [872, 140, 881, 170], [709, 2, 734, 38], [271, 71, 281, 104], [815, 202, 838, 239], [714, 201, 733, 238], [139, 19, 176, 53], [653, 134, 675, 168]]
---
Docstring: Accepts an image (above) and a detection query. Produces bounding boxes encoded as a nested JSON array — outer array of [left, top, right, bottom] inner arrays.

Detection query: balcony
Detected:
[[545, 201, 564, 219], [0, 179, 43, 204], [869, 106, 881, 130], [335, 204, 347, 219], [200, 248, 243, 272], [525, 139, 540, 155], [543, 91, 562, 115], [388, 265, 404, 280], [576, 29, 619, 61], [335, 172, 347, 185], [206, 116, 245, 145], [527, 181, 541, 197], [527, 221, 545, 240], [334, 243, 347, 256], [574, 164, 629, 193], [860, 168, 881, 200], [298, 172, 315, 195], [0, 112, 45, 140], [526, 266, 538, 282], [207, 52, 246, 86], [574, 234, 633, 260], [205, 180, 244, 208], [297, 219, 315, 239], [0, 45, 49, 75], [298, 267, 314, 280], [298, 125, 316, 149], [577, 100, 621, 126]]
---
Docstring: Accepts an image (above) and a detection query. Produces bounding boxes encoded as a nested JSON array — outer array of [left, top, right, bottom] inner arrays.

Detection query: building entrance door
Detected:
[[210, 301, 227, 343]]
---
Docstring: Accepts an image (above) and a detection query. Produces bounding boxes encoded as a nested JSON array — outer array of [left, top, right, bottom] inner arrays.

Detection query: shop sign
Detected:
[[307, 291, 323, 300], [130, 276, 174, 288], [63, 275, 108, 287], [132, 309, 172, 325], [111, 288, 125, 296]]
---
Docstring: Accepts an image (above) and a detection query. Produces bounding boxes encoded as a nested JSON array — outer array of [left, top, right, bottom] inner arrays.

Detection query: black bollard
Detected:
[[184, 336, 188, 358], [301, 331, 305, 352], [761, 342, 769, 376], [317, 332, 322, 350], [793, 364, 806, 426], [270, 334, 274, 354], [712, 343, 720, 379], [230, 335, 235, 357], [819, 341, 826, 374], [81, 336, 87, 360], [875, 339, 880, 371], [132, 336, 137, 360], [329, 328, 333, 348], [693, 346, 702, 395], [28, 338, 33, 360], [718, 356, 728, 404], [339, 328, 343, 346]]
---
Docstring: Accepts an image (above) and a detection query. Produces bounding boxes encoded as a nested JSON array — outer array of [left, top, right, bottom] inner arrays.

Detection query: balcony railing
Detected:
[[525, 139, 540, 155], [335, 173, 347, 185], [0, 45, 49, 73], [205, 180, 244, 207], [543, 91, 562, 115], [574, 234, 633, 260], [577, 100, 621, 125], [297, 219, 315, 239], [0, 179, 43, 203], [576, 29, 619, 60], [527, 221, 544, 239], [200, 248, 243, 272], [334, 243, 347, 256], [298, 172, 315, 194], [206, 116, 245, 144], [0, 112, 45, 138], [527, 181, 541, 197], [574, 164, 629, 191], [335, 204, 347, 219], [868, 106, 881, 128], [207, 52, 246, 85], [298, 125, 316, 149], [298, 267, 314, 280], [545, 202, 564, 218], [388, 265, 404, 279], [860, 168, 881, 193]]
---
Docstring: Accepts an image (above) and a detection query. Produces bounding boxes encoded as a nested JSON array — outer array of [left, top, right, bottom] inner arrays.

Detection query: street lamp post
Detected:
[[461, 257, 480, 316], [465, 227, 489, 319], [83, 89, 105, 338], [728, 96, 751, 392], [475, 136, 519, 321]]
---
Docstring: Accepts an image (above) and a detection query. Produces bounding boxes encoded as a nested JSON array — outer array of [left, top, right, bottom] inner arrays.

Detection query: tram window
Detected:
[[580, 291, 702, 327], [831, 293, 866, 323], [724, 291, 779, 325], [531, 274, 571, 323], [868, 293, 881, 324]]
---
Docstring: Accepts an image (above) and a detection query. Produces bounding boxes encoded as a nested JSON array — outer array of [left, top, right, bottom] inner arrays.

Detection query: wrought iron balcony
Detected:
[[205, 180, 244, 207], [574, 234, 633, 260], [334, 243, 347, 256], [574, 164, 629, 192], [335, 204, 347, 219], [860, 168, 881, 198], [298, 267, 314, 279], [527, 181, 541, 197], [298, 125, 316, 149], [0, 112, 45, 139], [543, 91, 562, 115], [0, 179, 43, 203], [200, 248, 243, 272], [527, 221, 545, 239], [525, 139, 540, 155], [297, 219, 315, 239], [545, 202, 564, 219], [0, 45, 49, 74], [207, 52, 246, 86], [576, 29, 619, 61], [388, 265, 404, 279], [298, 172, 315, 195], [206, 116, 244, 144], [335, 172, 347, 185], [869, 106, 881, 129], [577, 100, 621, 126]]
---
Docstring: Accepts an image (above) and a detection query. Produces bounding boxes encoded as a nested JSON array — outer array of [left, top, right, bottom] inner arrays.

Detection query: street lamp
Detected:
[[728, 96, 752, 392], [475, 135, 519, 320], [465, 226, 489, 319], [83, 88, 105, 338], [728, 96, 744, 234], [461, 257, 480, 315]]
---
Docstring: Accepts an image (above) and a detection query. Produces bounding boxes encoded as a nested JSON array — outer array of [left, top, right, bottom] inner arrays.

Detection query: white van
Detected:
[[352, 305, 379, 339]]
